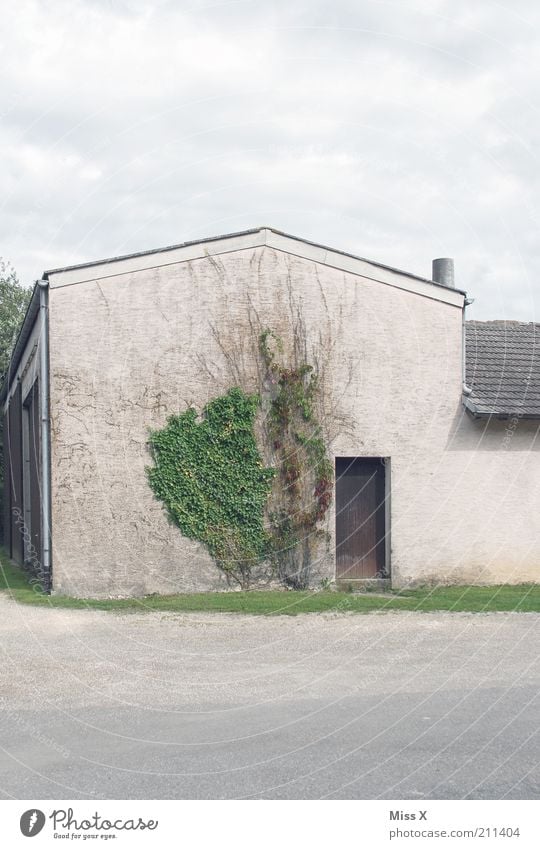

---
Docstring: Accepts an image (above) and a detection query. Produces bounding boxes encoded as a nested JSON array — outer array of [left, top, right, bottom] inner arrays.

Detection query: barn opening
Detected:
[[22, 381, 41, 571], [335, 456, 390, 583]]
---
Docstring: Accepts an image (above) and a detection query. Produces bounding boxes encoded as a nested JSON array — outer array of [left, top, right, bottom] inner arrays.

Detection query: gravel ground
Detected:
[[0, 595, 539, 799]]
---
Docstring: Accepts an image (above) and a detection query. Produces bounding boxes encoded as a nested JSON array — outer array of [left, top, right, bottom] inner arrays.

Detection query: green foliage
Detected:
[[260, 329, 333, 588], [147, 388, 274, 588], [146, 331, 332, 591], [0, 259, 31, 382]]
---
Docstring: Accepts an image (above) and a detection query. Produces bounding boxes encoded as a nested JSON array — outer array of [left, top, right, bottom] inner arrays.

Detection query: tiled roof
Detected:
[[465, 320, 540, 418]]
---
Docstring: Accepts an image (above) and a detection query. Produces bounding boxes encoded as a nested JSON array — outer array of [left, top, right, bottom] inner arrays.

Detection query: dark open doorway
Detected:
[[23, 381, 41, 573]]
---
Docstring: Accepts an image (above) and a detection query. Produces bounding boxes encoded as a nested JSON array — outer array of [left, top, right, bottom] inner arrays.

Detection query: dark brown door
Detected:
[[335, 457, 386, 580]]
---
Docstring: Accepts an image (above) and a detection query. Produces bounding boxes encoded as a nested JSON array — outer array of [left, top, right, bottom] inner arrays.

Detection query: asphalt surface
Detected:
[[0, 596, 539, 799]]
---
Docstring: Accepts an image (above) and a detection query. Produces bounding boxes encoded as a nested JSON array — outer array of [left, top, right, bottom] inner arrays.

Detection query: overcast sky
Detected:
[[2, 0, 539, 319]]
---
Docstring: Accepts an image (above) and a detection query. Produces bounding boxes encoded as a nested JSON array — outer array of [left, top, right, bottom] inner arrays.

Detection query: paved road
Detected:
[[0, 596, 538, 799]]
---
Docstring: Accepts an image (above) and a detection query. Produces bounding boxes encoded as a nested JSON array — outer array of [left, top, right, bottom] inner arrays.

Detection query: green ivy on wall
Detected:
[[147, 388, 275, 589], [147, 329, 333, 591], [259, 329, 333, 589]]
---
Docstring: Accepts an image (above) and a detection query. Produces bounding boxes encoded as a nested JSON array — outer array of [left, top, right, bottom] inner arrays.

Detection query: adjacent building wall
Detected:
[[2, 308, 43, 574], [47, 245, 539, 596], [408, 415, 540, 586]]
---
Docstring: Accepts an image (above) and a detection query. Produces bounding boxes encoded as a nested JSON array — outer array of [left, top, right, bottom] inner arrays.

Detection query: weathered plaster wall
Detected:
[[402, 414, 540, 586], [48, 245, 539, 596]]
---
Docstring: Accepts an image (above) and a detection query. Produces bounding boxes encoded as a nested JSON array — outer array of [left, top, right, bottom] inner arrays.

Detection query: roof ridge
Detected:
[[42, 225, 467, 295]]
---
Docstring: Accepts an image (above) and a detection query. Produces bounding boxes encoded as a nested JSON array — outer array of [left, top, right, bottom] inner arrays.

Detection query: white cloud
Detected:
[[1, 0, 539, 318]]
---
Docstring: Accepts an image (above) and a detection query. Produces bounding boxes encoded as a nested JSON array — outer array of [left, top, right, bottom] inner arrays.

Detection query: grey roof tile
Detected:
[[465, 320, 540, 417]]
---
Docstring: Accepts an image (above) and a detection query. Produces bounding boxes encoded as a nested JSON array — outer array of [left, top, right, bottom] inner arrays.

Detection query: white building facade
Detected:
[[2, 228, 539, 597]]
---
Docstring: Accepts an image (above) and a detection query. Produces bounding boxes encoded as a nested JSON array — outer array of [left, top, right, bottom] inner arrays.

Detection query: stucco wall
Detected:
[[405, 414, 540, 586], [48, 245, 539, 596]]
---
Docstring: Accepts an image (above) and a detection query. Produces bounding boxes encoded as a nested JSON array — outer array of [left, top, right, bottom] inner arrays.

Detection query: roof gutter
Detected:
[[463, 396, 479, 416], [463, 396, 540, 420]]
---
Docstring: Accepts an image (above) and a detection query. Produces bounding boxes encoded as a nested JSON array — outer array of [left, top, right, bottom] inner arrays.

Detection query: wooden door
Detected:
[[335, 457, 386, 580]]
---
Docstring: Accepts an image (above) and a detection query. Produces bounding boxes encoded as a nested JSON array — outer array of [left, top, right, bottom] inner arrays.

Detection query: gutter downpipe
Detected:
[[462, 295, 475, 398], [38, 278, 52, 592]]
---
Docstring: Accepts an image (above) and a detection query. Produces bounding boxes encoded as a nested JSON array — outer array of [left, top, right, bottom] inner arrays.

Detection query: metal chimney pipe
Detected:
[[432, 257, 455, 288]]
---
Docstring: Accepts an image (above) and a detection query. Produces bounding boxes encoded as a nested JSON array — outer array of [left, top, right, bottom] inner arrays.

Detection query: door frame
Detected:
[[334, 455, 391, 582]]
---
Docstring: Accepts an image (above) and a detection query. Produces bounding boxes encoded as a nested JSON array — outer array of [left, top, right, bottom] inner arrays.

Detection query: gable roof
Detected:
[[464, 320, 540, 419], [2, 227, 467, 408], [0, 282, 41, 406], [42, 226, 466, 307]]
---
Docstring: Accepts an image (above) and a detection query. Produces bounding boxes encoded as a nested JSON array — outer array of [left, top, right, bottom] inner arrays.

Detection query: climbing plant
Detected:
[[259, 329, 333, 589], [147, 387, 274, 589], [147, 321, 334, 591]]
